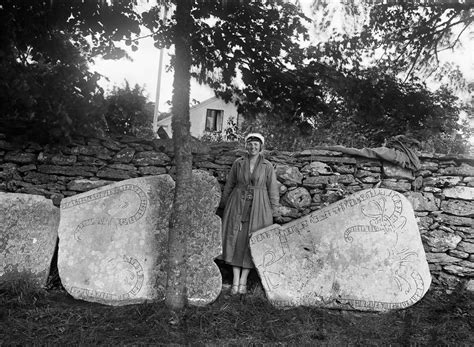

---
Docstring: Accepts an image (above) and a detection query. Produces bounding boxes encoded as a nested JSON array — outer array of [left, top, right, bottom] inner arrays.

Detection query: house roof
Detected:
[[156, 96, 223, 126]]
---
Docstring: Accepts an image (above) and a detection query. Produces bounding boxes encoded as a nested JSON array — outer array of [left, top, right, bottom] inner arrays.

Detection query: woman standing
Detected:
[[220, 133, 279, 295]]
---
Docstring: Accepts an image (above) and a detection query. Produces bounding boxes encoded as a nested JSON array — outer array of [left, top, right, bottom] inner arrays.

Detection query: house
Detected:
[[156, 96, 240, 139]]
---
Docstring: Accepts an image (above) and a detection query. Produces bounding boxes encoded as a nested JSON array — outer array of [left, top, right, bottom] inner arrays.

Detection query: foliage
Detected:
[[104, 81, 154, 137], [142, 1, 470, 153], [0, 0, 141, 142], [200, 117, 242, 143], [309, 1, 474, 80]]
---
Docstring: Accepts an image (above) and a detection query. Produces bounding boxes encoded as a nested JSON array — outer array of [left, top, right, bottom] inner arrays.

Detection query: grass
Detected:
[[1, 278, 473, 346]]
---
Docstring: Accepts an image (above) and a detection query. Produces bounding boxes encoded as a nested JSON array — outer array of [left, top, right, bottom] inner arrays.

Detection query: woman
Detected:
[[220, 133, 279, 295]]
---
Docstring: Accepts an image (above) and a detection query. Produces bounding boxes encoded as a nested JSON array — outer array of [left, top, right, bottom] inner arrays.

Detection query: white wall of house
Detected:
[[156, 96, 239, 139]]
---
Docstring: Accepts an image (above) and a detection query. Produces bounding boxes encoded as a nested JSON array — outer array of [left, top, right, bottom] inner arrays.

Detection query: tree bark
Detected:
[[165, 0, 193, 310]]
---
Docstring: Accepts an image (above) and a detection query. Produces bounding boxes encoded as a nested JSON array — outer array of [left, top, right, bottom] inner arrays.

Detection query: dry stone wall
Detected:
[[1, 133, 473, 290]]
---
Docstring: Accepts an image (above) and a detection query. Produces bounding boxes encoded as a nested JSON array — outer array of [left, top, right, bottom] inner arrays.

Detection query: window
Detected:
[[205, 109, 224, 132]]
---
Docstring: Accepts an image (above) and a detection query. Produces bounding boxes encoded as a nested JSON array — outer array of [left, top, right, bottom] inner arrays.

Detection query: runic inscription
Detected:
[[58, 176, 175, 306], [58, 171, 223, 307], [250, 188, 431, 312]]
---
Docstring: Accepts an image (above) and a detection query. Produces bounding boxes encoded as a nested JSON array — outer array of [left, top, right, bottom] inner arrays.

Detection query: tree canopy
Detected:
[[0, 0, 471, 152], [0, 0, 140, 141]]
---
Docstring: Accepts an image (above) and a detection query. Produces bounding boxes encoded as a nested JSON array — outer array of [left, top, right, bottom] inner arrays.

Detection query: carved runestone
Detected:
[[0, 193, 59, 287], [58, 171, 222, 306], [250, 188, 431, 312]]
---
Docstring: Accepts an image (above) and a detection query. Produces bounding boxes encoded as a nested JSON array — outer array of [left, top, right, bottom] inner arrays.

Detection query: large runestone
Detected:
[[58, 171, 222, 306], [250, 188, 431, 311], [0, 193, 59, 287]]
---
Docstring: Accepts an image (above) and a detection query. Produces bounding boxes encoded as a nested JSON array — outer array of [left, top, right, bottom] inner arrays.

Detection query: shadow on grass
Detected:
[[1, 278, 473, 345]]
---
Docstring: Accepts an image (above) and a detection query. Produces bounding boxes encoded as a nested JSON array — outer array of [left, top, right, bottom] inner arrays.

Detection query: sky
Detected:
[[91, 1, 474, 113]]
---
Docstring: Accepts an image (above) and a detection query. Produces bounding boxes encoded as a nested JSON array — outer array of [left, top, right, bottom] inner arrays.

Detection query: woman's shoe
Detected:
[[238, 284, 247, 295], [230, 285, 239, 295]]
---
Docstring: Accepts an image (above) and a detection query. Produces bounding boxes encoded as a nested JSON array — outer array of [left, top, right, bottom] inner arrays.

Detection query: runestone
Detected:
[[250, 188, 431, 311]]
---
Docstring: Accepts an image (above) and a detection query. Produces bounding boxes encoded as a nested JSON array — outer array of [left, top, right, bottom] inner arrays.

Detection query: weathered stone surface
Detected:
[[282, 187, 311, 209], [38, 164, 95, 177], [405, 192, 438, 212], [132, 151, 170, 166], [381, 179, 412, 192], [457, 241, 474, 254], [422, 230, 462, 252], [275, 164, 303, 186], [184, 170, 222, 305], [334, 174, 356, 184], [302, 176, 330, 188], [39, 153, 77, 166], [250, 188, 431, 311], [298, 149, 343, 156], [67, 179, 113, 192], [434, 213, 474, 227], [309, 156, 357, 164], [301, 162, 332, 176], [443, 264, 474, 277], [4, 151, 36, 164], [439, 163, 474, 176], [424, 176, 462, 187], [0, 193, 59, 287], [425, 253, 461, 264], [443, 186, 474, 200], [138, 166, 167, 175], [58, 171, 222, 306], [466, 279, 474, 292], [440, 199, 474, 217], [420, 161, 438, 171], [96, 168, 138, 180], [113, 148, 136, 163], [69, 145, 113, 159], [383, 163, 414, 180]]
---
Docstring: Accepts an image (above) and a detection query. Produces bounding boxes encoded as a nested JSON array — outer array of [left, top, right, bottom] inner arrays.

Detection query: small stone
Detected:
[[443, 186, 474, 200], [424, 176, 462, 187], [0, 193, 59, 287], [381, 179, 411, 192], [422, 229, 462, 251], [438, 163, 474, 176], [448, 249, 469, 259], [275, 164, 303, 186], [4, 151, 36, 164], [132, 151, 171, 166], [282, 188, 311, 209], [138, 166, 167, 175], [67, 179, 113, 192], [425, 253, 461, 264], [96, 168, 137, 180], [405, 192, 438, 212], [466, 279, 474, 292], [301, 162, 332, 176], [434, 214, 473, 227], [383, 163, 414, 180], [456, 241, 474, 253], [113, 148, 136, 163], [440, 199, 474, 217]]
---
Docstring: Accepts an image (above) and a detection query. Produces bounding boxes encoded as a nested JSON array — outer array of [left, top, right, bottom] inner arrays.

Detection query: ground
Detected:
[[1, 277, 473, 346]]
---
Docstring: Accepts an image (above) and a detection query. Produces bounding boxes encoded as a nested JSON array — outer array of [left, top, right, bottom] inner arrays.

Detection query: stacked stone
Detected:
[[0, 134, 207, 206], [1, 133, 473, 289]]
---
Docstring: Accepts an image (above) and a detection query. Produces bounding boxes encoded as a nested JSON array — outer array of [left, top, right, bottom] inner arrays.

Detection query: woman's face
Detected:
[[246, 140, 261, 155]]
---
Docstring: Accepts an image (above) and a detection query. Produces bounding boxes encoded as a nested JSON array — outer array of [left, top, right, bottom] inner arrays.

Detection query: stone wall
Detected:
[[1, 133, 473, 290]]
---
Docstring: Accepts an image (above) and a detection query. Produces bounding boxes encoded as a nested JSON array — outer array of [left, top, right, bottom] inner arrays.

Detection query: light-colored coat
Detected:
[[220, 154, 279, 266]]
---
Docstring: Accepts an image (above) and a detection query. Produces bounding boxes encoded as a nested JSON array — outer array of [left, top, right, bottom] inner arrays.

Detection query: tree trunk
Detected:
[[165, 0, 193, 310]]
